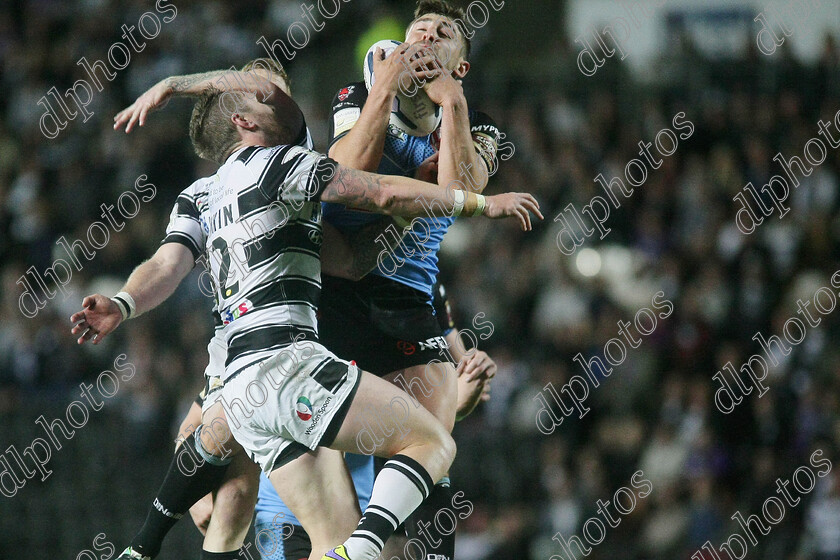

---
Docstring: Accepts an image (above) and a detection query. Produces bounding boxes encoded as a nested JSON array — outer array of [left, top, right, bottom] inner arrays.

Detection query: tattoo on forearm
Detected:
[[329, 167, 385, 210], [166, 70, 228, 94]]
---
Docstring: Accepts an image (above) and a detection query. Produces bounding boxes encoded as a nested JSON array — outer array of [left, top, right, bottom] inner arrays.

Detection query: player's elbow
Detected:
[[373, 179, 399, 214]]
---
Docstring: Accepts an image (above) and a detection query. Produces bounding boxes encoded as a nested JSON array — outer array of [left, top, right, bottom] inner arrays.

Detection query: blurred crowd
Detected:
[[1, 1, 839, 559]]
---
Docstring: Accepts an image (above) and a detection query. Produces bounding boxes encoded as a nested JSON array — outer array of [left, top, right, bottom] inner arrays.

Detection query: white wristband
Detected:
[[472, 194, 486, 217], [452, 189, 466, 217], [112, 291, 137, 320]]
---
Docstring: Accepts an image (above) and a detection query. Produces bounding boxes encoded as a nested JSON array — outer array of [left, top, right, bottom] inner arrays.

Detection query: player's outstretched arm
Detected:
[[321, 164, 543, 230], [70, 243, 195, 344], [320, 153, 436, 280], [114, 67, 299, 134]]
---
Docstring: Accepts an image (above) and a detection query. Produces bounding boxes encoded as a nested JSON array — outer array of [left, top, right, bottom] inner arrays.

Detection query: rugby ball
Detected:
[[363, 39, 442, 137]]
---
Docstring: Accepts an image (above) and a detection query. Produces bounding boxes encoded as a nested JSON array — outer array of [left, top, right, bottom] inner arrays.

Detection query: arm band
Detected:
[[451, 189, 466, 217], [111, 291, 137, 320], [472, 194, 486, 217]]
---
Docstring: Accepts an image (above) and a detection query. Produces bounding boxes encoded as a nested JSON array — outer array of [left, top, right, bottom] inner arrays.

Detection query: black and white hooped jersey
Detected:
[[162, 144, 338, 381]]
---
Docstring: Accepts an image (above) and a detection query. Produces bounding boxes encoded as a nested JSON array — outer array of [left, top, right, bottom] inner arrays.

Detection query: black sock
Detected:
[[404, 478, 455, 560], [130, 434, 230, 558]]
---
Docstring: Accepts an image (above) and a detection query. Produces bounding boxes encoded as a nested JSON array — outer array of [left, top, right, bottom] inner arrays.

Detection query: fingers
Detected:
[[456, 359, 466, 375], [76, 325, 96, 345], [463, 352, 485, 380], [375, 46, 384, 61], [82, 295, 96, 309], [516, 206, 529, 231], [113, 108, 131, 131], [523, 195, 544, 220], [126, 109, 141, 133], [69, 309, 86, 324], [139, 105, 150, 127], [463, 352, 497, 381]]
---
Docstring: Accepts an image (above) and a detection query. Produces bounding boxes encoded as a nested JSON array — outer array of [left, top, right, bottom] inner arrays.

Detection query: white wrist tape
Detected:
[[111, 291, 137, 320], [452, 189, 466, 217], [472, 194, 486, 217]]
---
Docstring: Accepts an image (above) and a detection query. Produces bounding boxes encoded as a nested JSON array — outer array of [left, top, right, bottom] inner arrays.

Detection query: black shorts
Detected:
[[282, 524, 311, 560], [318, 274, 452, 375]]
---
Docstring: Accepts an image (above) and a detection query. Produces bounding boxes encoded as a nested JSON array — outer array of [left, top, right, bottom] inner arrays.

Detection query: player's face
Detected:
[[406, 14, 465, 73], [241, 97, 284, 144]]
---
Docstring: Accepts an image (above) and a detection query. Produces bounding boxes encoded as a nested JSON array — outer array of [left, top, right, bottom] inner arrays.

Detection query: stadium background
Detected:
[[1, 0, 840, 558]]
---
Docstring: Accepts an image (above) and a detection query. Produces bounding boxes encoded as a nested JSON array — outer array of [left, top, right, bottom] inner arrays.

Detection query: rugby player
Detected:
[[106, 59, 479, 560], [322, 2, 500, 557], [74, 76, 539, 560], [108, 60, 365, 560]]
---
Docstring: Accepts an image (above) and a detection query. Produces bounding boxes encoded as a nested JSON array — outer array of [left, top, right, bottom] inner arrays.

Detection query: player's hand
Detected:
[[373, 43, 443, 97], [457, 349, 497, 382], [189, 493, 214, 536], [70, 294, 122, 345], [483, 192, 543, 231], [423, 71, 464, 107], [114, 79, 173, 133], [481, 380, 492, 402], [414, 152, 439, 183]]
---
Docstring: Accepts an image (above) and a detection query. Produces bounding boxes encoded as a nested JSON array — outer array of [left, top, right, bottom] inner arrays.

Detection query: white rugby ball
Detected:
[[363, 39, 442, 137]]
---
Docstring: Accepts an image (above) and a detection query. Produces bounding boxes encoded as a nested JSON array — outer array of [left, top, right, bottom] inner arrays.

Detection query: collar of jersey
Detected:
[[225, 145, 263, 165]]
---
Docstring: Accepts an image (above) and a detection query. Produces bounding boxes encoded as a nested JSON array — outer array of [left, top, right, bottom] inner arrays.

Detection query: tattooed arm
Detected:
[[320, 164, 542, 231], [114, 66, 300, 135]]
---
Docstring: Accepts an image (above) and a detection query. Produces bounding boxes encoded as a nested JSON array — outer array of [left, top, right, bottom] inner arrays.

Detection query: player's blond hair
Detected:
[[189, 88, 242, 164], [241, 58, 291, 94]]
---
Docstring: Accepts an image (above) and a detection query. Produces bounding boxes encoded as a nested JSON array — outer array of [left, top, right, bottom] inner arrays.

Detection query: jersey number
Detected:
[[211, 237, 240, 298]]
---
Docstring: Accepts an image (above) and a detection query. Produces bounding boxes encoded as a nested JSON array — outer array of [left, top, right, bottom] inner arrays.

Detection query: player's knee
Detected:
[[431, 427, 456, 469], [218, 477, 258, 509]]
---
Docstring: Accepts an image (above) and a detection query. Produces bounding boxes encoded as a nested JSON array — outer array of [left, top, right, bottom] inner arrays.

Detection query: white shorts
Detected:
[[199, 329, 227, 414], [219, 339, 360, 473]]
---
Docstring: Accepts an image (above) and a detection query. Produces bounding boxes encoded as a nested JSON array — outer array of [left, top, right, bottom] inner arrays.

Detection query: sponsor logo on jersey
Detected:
[[397, 341, 416, 355], [308, 228, 323, 245], [334, 107, 361, 137], [221, 299, 253, 325], [471, 124, 500, 136], [337, 86, 355, 101], [303, 396, 332, 435], [296, 396, 313, 421], [418, 336, 448, 351]]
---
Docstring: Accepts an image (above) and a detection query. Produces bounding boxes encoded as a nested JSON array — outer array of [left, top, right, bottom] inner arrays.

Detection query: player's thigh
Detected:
[[177, 401, 204, 447], [268, 447, 359, 555], [330, 370, 451, 458], [201, 401, 244, 458], [384, 361, 458, 433]]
